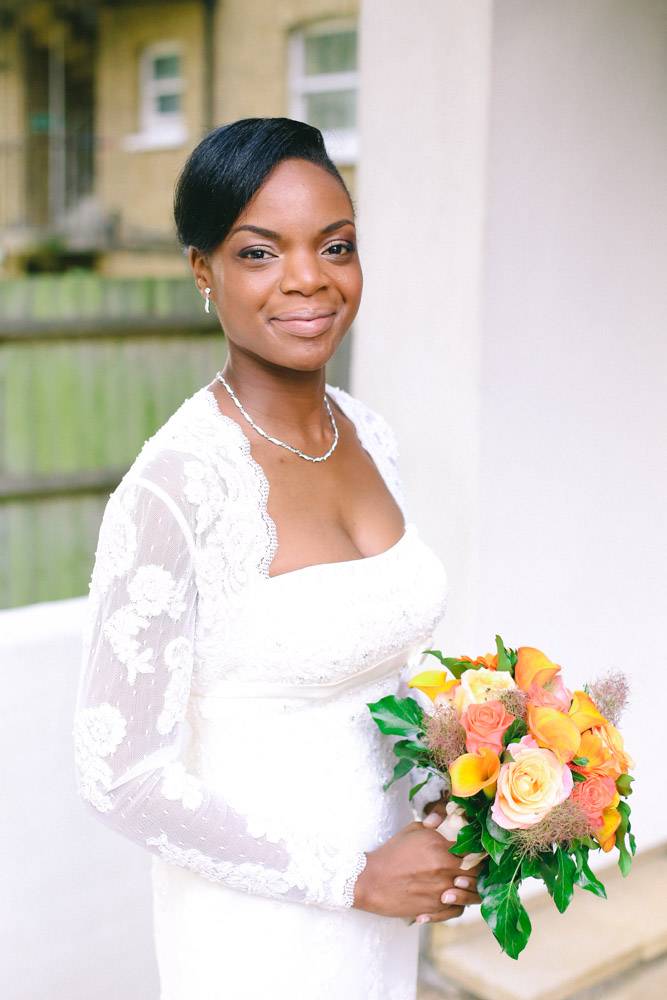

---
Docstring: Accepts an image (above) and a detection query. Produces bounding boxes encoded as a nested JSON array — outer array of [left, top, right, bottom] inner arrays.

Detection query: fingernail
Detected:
[[416, 915, 430, 924], [454, 877, 470, 889], [441, 891, 456, 904]]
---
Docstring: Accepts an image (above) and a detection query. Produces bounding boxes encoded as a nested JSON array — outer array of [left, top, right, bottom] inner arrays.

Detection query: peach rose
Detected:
[[452, 667, 518, 714], [460, 700, 515, 755], [491, 735, 573, 829], [571, 774, 618, 826], [528, 674, 573, 714]]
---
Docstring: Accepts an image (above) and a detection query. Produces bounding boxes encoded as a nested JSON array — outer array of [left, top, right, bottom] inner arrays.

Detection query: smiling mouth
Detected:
[[270, 311, 336, 337]]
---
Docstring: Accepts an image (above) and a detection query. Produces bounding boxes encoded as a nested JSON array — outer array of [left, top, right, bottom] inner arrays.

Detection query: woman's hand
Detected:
[[353, 815, 482, 923]]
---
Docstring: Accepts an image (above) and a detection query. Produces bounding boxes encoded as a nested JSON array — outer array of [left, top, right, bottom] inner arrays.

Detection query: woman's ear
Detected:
[[189, 247, 212, 294]]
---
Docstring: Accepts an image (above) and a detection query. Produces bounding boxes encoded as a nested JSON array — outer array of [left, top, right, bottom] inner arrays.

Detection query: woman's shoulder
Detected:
[[326, 385, 400, 461]]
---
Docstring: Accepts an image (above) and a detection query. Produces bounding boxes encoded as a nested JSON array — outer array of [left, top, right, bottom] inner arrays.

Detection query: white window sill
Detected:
[[122, 125, 187, 153]]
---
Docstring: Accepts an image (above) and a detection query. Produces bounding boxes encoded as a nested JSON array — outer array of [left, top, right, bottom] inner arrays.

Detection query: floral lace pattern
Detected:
[[74, 382, 448, 993]]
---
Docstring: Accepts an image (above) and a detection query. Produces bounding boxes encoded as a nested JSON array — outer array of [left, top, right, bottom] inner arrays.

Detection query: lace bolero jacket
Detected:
[[74, 385, 421, 911]]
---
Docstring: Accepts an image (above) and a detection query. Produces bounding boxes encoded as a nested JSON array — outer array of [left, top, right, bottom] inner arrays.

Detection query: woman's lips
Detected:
[[270, 311, 335, 337]]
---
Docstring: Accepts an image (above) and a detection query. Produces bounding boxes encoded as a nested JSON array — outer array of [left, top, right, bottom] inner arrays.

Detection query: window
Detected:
[[289, 21, 358, 165], [124, 42, 186, 152]]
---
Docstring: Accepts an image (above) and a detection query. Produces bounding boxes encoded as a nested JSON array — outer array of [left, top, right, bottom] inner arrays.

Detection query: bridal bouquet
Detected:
[[367, 638, 635, 958]]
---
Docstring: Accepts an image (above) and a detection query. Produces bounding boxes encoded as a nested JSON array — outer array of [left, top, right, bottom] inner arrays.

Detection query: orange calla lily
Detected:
[[407, 671, 458, 702], [594, 806, 622, 852], [569, 691, 608, 733], [527, 704, 581, 763], [450, 747, 501, 797], [514, 647, 561, 692]]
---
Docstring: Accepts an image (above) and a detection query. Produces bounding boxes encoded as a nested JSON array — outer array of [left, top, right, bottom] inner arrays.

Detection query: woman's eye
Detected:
[[324, 241, 355, 257], [239, 247, 271, 260]]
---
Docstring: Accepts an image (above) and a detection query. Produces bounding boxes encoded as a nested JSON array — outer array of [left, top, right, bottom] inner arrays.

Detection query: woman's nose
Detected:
[[279, 250, 327, 295]]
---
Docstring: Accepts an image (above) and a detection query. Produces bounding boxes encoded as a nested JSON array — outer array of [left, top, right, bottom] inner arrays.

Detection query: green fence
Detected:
[[0, 273, 350, 609]]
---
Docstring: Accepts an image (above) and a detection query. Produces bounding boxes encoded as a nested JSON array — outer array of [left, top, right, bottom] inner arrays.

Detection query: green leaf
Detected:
[[392, 739, 432, 768], [616, 800, 635, 876], [486, 812, 512, 845], [502, 718, 528, 747], [572, 756, 589, 766], [408, 778, 429, 801], [367, 696, 425, 737], [571, 769, 587, 783], [480, 882, 532, 959], [450, 822, 485, 856], [481, 823, 510, 865], [495, 635, 512, 673], [424, 650, 471, 680], [553, 847, 576, 913], [573, 849, 607, 900], [482, 851, 521, 890], [616, 773, 634, 797], [521, 851, 557, 893], [382, 756, 414, 790]]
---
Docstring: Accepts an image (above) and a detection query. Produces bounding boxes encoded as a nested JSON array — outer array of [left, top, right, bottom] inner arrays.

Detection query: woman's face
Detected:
[[192, 158, 362, 373]]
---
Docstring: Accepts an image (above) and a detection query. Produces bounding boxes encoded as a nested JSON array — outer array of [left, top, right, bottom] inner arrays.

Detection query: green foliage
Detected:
[[424, 649, 471, 680], [616, 773, 634, 797], [573, 847, 607, 899], [480, 881, 531, 959], [616, 801, 636, 876], [366, 696, 425, 738], [502, 718, 528, 746], [495, 635, 513, 673]]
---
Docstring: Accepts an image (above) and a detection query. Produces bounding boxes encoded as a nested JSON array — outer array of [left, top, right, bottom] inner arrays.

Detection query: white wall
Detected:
[[355, 0, 667, 849], [0, 600, 158, 1000]]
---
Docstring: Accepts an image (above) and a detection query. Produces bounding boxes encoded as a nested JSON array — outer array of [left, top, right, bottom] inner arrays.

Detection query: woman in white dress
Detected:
[[75, 118, 480, 999]]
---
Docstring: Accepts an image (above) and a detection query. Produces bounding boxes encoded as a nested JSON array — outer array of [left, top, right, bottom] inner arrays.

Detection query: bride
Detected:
[[75, 117, 480, 999]]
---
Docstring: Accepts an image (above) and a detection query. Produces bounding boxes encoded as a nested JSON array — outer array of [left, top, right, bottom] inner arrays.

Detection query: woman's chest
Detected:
[[192, 525, 448, 690]]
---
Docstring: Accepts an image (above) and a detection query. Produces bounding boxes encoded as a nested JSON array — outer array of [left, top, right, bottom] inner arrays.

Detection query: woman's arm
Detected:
[[75, 472, 365, 909]]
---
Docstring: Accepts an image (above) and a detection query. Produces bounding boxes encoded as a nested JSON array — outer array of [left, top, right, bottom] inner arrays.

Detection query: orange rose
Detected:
[[571, 774, 618, 826], [460, 700, 515, 755]]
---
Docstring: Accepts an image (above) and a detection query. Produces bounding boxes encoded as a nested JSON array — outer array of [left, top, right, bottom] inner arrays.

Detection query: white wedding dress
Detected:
[[75, 385, 447, 1000]]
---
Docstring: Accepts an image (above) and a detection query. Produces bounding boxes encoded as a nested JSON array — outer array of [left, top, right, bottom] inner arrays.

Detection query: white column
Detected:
[[353, 0, 494, 647]]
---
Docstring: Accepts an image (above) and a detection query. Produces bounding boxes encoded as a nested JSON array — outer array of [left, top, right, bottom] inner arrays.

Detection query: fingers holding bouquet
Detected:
[[353, 820, 481, 922]]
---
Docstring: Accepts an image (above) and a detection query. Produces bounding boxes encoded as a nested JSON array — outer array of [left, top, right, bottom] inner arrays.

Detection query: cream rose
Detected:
[[491, 735, 573, 829], [452, 667, 518, 714]]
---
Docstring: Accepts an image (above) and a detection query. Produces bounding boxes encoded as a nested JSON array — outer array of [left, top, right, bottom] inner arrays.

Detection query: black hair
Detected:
[[174, 117, 350, 254]]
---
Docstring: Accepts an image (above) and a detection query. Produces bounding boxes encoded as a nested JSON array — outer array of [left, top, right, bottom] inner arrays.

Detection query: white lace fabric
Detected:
[[75, 385, 448, 918]]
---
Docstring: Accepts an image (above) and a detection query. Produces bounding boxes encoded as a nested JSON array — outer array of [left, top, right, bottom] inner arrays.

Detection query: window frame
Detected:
[[124, 41, 187, 153], [288, 19, 359, 165]]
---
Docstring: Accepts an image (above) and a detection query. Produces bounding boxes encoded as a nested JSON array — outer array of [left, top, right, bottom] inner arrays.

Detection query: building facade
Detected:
[[0, 0, 358, 276]]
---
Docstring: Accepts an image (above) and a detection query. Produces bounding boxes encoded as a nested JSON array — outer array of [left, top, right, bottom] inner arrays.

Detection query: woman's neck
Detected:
[[220, 353, 331, 440]]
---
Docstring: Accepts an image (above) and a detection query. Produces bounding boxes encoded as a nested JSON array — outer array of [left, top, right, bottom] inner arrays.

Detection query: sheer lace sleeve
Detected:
[[74, 468, 366, 910]]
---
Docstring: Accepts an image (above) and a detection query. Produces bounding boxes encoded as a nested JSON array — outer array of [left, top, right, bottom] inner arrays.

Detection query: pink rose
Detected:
[[528, 675, 573, 714], [491, 735, 573, 829], [460, 700, 515, 755], [571, 774, 617, 826]]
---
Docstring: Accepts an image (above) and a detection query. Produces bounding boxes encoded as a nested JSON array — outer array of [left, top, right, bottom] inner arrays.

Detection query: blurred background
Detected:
[[1, 1, 666, 998]]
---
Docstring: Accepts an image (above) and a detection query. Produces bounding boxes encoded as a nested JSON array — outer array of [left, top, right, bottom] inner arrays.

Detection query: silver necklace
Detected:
[[216, 372, 339, 463]]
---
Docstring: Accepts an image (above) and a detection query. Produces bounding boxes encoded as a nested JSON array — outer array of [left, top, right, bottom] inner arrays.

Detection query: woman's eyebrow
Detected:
[[229, 224, 280, 239], [321, 218, 355, 235]]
